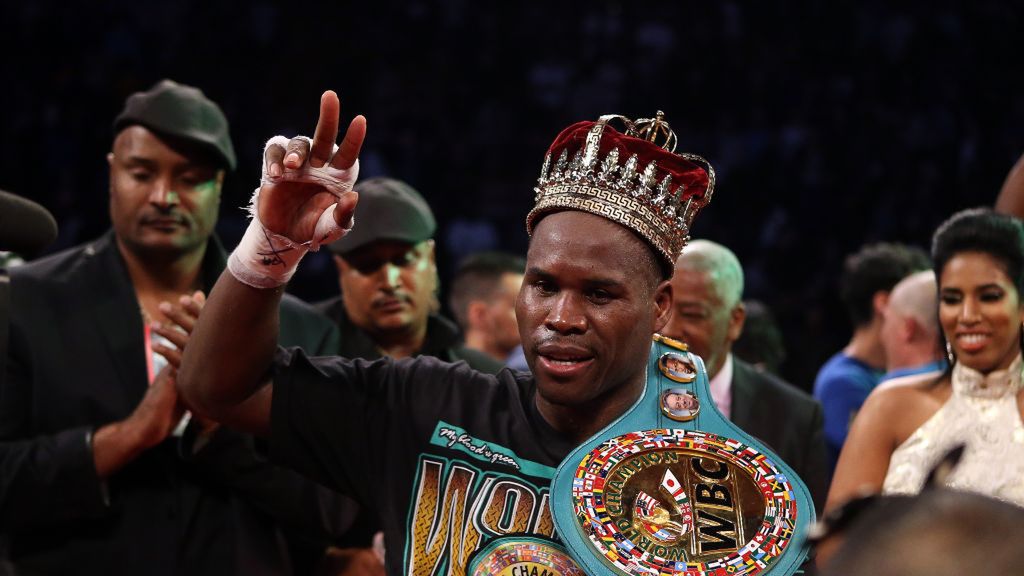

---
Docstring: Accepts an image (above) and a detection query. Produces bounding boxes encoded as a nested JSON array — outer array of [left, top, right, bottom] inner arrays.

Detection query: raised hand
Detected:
[[259, 91, 365, 245], [227, 91, 365, 290]]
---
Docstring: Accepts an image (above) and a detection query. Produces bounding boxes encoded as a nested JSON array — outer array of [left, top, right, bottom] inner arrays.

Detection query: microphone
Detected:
[[0, 189, 58, 256]]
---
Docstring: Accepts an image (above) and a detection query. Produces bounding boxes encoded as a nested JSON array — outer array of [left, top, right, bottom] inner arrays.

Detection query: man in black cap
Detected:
[[318, 176, 502, 372], [0, 79, 353, 574]]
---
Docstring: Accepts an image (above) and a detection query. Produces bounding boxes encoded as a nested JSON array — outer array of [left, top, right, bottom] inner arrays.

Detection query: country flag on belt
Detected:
[[634, 491, 662, 525], [660, 469, 694, 531], [660, 469, 689, 507]]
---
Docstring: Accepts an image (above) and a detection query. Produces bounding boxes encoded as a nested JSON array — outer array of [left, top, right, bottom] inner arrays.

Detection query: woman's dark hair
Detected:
[[931, 208, 1024, 372], [932, 208, 1024, 295]]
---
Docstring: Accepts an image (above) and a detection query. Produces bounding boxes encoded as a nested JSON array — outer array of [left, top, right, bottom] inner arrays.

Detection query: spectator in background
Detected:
[[732, 299, 787, 375], [818, 484, 1024, 575], [662, 239, 828, 509], [826, 209, 1024, 528], [0, 80, 353, 575], [878, 270, 946, 386], [319, 177, 503, 373], [813, 242, 930, 472], [448, 251, 526, 368]]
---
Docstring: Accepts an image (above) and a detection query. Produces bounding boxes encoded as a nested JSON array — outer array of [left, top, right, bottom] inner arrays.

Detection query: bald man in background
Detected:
[[878, 271, 946, 386], [662, 239, 828, 509]]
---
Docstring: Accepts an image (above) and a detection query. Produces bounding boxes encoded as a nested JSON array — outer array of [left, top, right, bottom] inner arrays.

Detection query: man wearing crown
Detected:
[[178, 92, 715, 575]]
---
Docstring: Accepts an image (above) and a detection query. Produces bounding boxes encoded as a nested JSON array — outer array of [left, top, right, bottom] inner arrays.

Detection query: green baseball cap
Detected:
[[329, 177, 436, 255]]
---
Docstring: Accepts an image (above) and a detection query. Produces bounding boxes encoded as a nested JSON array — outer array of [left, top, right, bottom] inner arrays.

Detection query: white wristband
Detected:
[[227, 136, 359, 289]]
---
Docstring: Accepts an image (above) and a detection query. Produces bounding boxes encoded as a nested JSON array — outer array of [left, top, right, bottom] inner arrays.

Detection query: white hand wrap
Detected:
[[227, 136, 359, 289]]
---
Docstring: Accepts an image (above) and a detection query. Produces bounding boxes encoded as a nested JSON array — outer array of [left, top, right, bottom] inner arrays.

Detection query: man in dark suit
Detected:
[[0, 80, 354, 574], [661, 239, 828, 510]]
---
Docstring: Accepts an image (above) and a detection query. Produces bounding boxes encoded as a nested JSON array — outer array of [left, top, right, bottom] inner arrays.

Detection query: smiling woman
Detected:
[[820, 208, 1024, 568], [933, 212, 1024, 375]]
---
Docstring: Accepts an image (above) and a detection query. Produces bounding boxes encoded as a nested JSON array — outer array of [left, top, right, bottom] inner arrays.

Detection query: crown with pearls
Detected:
[[526, 112, 715, 268]]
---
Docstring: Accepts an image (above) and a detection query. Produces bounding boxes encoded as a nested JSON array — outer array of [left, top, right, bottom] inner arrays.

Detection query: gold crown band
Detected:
[[529, 113, 715, 268]]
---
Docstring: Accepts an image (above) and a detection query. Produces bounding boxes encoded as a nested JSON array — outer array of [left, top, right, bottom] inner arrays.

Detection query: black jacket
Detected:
[[730, 357, 828, 512], [0, 231, 353, 575]]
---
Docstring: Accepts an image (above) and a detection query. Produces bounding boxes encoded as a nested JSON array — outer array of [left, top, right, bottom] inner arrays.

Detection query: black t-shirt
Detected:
[[270, 347, 576, 574]]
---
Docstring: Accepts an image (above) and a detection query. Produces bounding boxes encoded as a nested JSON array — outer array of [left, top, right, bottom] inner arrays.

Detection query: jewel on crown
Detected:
[[599, 148, 620, 182]]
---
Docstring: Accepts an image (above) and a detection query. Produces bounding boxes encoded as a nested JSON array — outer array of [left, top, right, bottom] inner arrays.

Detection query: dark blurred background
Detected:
[[2, 0, 1022, 390]]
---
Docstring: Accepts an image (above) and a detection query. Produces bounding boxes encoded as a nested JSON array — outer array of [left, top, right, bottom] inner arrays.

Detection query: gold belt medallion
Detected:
[[571, 429, 797, 575], [468, 536, 586, 576]]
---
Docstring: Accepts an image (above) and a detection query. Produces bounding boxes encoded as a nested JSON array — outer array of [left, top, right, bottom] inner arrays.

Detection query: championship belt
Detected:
[[550, 335, 815, 575]]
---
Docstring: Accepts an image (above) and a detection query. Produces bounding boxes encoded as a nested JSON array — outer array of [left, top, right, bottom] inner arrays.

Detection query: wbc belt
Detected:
[[549, 335, 814, 576]]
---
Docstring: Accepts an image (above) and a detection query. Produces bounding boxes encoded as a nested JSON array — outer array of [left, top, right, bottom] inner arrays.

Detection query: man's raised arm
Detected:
[[178, 91, 365, 435]]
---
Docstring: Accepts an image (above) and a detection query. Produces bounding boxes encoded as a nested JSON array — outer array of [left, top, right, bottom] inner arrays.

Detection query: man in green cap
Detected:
[[319, 177, 502, 372], [0, 80, 353, 574]]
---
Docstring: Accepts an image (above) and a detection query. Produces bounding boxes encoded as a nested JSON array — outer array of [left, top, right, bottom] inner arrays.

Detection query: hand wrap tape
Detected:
[[228, 136, 359, 288]]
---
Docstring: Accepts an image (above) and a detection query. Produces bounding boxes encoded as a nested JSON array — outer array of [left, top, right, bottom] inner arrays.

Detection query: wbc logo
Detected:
[[570, 429, 799, 576]]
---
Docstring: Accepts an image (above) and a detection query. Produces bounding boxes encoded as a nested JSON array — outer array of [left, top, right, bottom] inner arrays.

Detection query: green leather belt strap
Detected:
[[550, 335, 814, 575]]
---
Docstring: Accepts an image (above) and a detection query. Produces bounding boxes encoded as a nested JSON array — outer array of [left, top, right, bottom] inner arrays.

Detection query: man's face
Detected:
[[108, 126, 223, 258], [337, 239, 437, 340], [517, 211, 671, 409], [662, 267, 743, 379], [665, 392, 696, 411], [485, 272, 525, 355], [666, 356, 685, 373]]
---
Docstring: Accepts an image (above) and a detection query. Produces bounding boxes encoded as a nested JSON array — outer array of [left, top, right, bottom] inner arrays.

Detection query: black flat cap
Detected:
[[113, 79, 236, 171], [330, 177, 436, 255]]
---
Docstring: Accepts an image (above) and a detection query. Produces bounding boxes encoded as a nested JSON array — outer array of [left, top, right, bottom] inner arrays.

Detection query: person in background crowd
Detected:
[[318, 177, 502, 374], [819, 487, 1024, 575], [661, 239, 828, 510], [813, 242, 930, 471], [878, 270, 946, 386], [0, 80, 355, 575], [826, 209, 1024, 537], [448, 251, 526, 367]]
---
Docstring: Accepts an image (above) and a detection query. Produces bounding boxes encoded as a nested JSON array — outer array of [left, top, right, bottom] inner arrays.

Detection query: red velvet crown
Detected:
[[526, 113, 715, 268]]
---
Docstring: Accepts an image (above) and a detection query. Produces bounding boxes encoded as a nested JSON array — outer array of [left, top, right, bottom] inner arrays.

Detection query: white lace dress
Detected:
[[881, 355, 1024, 505]]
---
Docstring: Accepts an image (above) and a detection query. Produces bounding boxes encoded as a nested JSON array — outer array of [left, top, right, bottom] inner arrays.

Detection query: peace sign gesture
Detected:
[[258, 90, 365, 246], [227, 91, 366, 289]]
